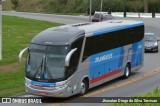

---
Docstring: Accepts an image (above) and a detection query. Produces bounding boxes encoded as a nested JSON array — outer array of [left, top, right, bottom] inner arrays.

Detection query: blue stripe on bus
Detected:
[[89, 39, 144, 83], [119, 47, 124, 70], [93, 23, 144, 36], [31, 80, 56, 87], [89, 47, 122, 79], [131, 43, 138, 68], [137, 39, 144, 66], [128, 39, 143, 68]]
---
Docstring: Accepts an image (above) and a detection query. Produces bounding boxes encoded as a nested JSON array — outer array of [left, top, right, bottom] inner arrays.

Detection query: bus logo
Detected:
[[95, 53, 113, 63]]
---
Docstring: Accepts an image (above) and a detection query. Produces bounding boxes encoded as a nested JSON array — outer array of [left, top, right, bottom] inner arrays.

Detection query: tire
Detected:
[[123, 64, 130, 79], [79, 79, 88, 96], [155, 46, 158, 53]]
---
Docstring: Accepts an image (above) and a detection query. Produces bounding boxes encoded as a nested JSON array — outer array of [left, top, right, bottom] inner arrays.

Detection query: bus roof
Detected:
[[31, 20, 144, 45], [32, 26, 84, 45], [78, 20, 144, 35]]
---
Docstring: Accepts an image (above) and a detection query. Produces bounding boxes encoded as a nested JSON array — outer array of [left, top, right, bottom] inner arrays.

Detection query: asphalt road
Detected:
[[3, 11, 160, 35], [2, 11, 88, 24], [1, 11, 160, 106]]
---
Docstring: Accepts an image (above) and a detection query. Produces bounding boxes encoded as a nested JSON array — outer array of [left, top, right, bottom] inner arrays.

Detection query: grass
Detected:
[[1, 15, 63, 66], [0, 68, 25, 91], [0, 15, 63, 97], [0, 67, 25, 97], [109, 87, 160, 106]]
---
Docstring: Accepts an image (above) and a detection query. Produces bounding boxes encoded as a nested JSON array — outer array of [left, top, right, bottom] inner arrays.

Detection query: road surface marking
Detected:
[[48, 68, 160, 106]]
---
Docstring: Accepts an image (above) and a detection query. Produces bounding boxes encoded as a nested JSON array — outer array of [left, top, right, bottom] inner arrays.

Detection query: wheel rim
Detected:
[[126, 67, 129, 77], [80, 82, 86, 94]]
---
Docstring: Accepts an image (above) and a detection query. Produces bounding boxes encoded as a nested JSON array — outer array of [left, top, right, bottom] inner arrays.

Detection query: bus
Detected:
[[19, 20, 144, 97]]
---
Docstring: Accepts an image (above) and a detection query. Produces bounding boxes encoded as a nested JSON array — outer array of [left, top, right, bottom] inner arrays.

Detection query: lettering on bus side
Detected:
[[95, 53, 113, 63]]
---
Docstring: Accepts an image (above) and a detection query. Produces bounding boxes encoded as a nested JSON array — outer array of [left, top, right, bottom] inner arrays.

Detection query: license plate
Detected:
[[39, 92, 47, 96], [146, 47, 151, 50]]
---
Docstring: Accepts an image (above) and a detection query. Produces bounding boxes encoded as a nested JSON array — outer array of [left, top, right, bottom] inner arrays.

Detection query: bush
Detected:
[[11, 0, 19, 9]]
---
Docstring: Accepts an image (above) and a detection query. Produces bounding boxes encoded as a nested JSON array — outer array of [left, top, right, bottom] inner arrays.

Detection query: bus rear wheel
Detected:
[[123, 64, 130, 79], [79, 79, 88, 95]]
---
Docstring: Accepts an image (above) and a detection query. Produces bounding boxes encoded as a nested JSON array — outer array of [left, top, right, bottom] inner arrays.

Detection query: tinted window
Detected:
[[26, 44, 69, 82], [94, 13, 102, 18], [46, 46, 69, 79], [66, 36, 84, 77], [83, 25, 144, 60], [145, 35, 156, 42], [103, 14, 114, 20]]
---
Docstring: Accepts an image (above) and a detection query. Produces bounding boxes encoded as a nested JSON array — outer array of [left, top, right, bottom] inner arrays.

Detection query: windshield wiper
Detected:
[[33, 56, 54, 80], [33, 58, 43, 79], [44, 56, 53, 79]]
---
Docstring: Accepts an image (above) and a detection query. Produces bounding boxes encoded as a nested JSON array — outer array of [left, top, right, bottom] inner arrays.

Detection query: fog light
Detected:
[[26, 89, 28, 93], [59, 92, 63, 96]]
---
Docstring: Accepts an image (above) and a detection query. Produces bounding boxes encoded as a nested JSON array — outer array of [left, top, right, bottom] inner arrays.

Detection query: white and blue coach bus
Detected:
[[19, 20, 144, 97]]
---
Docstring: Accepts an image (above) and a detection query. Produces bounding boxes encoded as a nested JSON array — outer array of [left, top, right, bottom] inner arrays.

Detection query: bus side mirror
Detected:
[[65, 48, 77, 67], [19, 47, 28, 64]]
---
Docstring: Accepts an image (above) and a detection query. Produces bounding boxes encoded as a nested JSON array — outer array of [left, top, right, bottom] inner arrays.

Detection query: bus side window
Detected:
[[82, 36, 97, 61], [82, 25, 144, 63]]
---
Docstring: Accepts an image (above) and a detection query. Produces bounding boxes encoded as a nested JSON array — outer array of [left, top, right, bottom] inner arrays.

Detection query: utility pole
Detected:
[[124, 0, 126, 17], [99, 0, 103, 21], [89, 0, 92, 22], [0, 3, 1, 60]]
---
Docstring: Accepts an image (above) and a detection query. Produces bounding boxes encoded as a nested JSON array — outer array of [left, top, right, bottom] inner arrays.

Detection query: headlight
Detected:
[[154, 42, 158, 46], [55, 84, 67, 89], [55, 81, 70, 89]]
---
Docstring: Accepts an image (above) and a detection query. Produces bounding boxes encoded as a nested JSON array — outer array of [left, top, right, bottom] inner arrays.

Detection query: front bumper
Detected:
[[25, 78, 70, 97], [145, 46, 158, 52]]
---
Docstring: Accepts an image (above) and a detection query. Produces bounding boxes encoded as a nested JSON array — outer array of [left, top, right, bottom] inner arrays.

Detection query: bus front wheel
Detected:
[[79, 79, 88, 95], [123, 64, 130, 79]]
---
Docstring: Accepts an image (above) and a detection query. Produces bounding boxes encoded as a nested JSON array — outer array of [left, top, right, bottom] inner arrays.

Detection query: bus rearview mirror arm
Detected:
[[65, 48, 77, 67], [19, 47, 28, 64]]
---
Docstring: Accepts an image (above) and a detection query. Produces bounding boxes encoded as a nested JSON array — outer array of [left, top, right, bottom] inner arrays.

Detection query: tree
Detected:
[[103, 0, 124, 14], [144, 0, 148, 13], [11, 0, 19, 9], [148, 0, 160, 18]]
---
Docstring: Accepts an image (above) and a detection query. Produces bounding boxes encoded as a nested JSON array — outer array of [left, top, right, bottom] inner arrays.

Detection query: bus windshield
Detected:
[[26, 44, 69, 82]]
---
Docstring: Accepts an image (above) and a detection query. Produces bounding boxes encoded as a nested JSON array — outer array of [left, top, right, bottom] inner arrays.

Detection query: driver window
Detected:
[[66, 36, 84, 77]]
